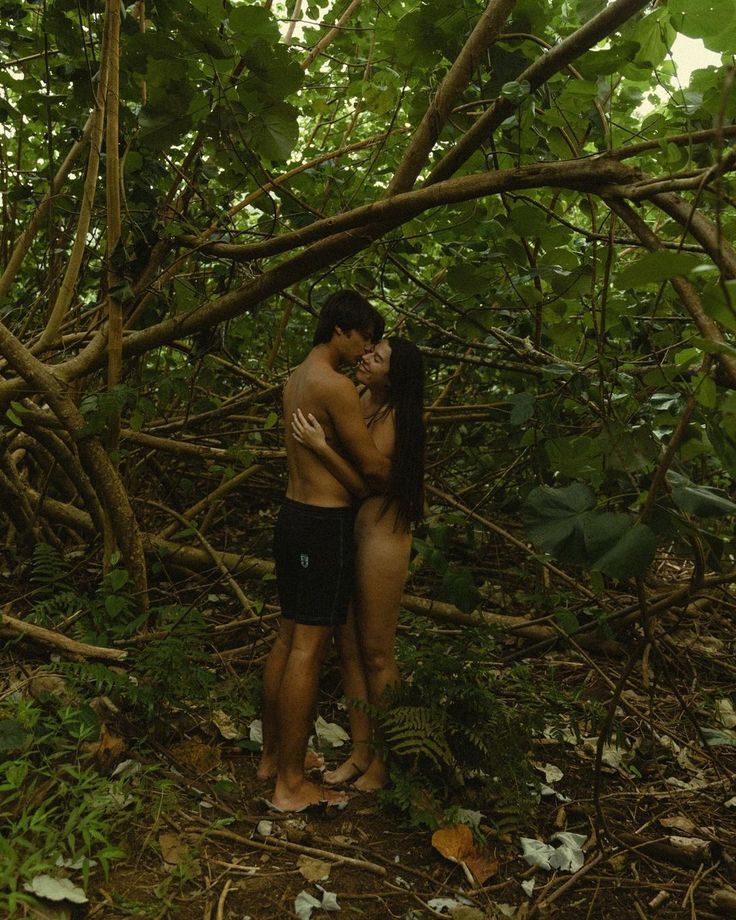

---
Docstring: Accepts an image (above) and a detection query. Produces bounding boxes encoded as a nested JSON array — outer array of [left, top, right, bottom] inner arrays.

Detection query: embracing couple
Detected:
[[257, 290, 425, 813]]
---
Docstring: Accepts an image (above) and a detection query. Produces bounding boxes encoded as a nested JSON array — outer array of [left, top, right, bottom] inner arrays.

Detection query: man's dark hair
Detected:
[[312, 290, 384, 346]]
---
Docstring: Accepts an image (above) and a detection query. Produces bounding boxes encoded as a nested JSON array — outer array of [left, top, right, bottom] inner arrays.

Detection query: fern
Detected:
[[30, 543, 71, 592], [29, 590, 81, 627], [382, 705, 457, 770]]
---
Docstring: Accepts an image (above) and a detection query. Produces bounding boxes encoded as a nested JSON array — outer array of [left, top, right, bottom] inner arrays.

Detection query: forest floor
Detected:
[[3, 535, 736, 920], [8, 586, 736, 920]]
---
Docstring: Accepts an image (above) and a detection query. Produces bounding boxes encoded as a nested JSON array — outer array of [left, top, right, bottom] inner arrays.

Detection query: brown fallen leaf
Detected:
[[29, 673, 71, 703], [660, 815, 697, 835], [432, 825, 474, 862], [159, 832, 188, 866], [465, 851, 499, 885], [80, 723, 125, 773], [170, 738, 221, 774], [431, 825, 498, 885], [297, 855, 332, 882]]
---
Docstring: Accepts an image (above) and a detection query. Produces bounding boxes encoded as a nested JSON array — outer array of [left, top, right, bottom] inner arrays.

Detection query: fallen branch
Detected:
[[1, 607, 127, 661], [200, 823, 387, 876]]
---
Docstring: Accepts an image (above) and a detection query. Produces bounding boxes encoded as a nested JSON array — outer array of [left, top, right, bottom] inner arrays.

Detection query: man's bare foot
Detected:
[[270, 778, 348, 813], [324, 756, 369, 786], [257, 749, 324, 781], [352, 758, 388, 793]]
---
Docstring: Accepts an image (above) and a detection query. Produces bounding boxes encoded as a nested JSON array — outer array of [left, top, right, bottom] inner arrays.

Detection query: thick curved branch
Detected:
[[425, 0, 652, 185], [651, 190, 736, 278], [388, 0, 517, 195], [34, 11, 111, 352], [0, 116, 93, 304], [607, 198, 736, 386], [181, 157, 638, 263], [0, 321, 149, 607]]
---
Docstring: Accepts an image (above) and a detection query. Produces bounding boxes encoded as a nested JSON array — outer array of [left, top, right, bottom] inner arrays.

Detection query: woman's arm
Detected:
[[291, 409, 371, 499]]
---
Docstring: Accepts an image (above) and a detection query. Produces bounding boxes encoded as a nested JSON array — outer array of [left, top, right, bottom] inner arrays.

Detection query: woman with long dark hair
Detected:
[[291, 336, 425, 791]]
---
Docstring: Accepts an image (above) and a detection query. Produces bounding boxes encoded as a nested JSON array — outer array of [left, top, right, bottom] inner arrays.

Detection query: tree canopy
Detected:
[[0, 0, 735, 609], [2, 1, 736, 914]]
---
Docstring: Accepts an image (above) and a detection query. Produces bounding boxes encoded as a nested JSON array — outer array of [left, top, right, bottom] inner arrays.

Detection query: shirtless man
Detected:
[[258, 290, 390, 813]]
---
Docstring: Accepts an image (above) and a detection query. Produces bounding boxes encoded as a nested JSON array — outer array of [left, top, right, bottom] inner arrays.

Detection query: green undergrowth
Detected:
[[374, 622, 578, 832], [0, 693, 133, 915], [0, 544, 259, 916]]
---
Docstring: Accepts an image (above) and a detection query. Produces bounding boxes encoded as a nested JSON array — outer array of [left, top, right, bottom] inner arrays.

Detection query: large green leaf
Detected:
[[545, 436, 605, 483], [523, 483, 596, 554], [616, 251, 702, 288], [590, 522, 657, 579], [524, 486, 657, 578], [668, 0, 736, 52], [667, 471, 736, 518], [247, 102, 300, 162], [228, 5, 280, 51]]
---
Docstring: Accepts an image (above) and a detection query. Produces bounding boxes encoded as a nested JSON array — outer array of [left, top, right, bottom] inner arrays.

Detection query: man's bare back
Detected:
[[283, 350, 354, 507], [283, 338, 390, 506]]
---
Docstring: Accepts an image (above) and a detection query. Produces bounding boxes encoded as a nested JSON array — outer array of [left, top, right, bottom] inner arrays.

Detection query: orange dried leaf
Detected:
[[431, 825, 474, 862], [465, 852, 498, 885]]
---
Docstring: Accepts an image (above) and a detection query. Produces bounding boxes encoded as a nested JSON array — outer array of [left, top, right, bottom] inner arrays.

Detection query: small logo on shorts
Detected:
[[300, 554, 310, 568]]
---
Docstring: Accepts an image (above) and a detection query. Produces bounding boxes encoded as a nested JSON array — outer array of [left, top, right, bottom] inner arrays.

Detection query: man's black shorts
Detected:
[[273, 499, 356, 626]]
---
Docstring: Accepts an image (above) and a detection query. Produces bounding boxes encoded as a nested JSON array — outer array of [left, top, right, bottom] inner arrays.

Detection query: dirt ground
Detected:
[[82, 716, 735, 920]]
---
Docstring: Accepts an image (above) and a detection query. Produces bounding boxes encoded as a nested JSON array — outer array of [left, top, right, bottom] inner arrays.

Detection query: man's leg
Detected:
[[257, 618, 294, 780], [272, 623, 347, 811]]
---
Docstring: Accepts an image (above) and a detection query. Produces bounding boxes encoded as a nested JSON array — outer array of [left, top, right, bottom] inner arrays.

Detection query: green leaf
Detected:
[[107, 569, 129, 592], [694, 373, 717, 409], [616, 251, 702, 288], [523, 483, 596, 553], [667, 471, 736, 518], [229, 5, 280, 51], [668, 0, 736, 52], [0, 719, 28, 752], [500, 80, 531, 103], [509, 393, 535, 426], [443, 567, 480, 614], [63, 705, 100, 742], [591, 523, 657, 580], [692, 337, 736, 361], [248, 102, 299, 162], [554, 608, 580, 635], [105, 595, 128, 617], [545, 435, 604, 483]]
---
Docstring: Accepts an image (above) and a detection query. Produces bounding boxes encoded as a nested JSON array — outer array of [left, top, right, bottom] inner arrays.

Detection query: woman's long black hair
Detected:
[[381, 336, 425, 528]]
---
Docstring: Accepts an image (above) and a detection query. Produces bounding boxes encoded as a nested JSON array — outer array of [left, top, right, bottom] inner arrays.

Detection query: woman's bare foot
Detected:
[[257, 749, 324, 781], [324, 750, 372, 786], [256, 753, 277, 781], [270, 778, 348, 813], [352, 757, 388, 793]]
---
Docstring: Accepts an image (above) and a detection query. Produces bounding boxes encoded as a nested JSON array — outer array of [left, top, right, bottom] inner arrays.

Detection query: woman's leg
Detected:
[[324, 606, 374, 784], [353, 528, 410, 792]]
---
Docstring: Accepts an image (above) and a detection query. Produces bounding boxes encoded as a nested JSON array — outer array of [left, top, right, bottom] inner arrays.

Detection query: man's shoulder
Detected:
[[296, 358, 354, 395]]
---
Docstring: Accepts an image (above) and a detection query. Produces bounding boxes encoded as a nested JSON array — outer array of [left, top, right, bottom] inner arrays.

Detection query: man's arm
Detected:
[[292, 409, 370, 499], [325, 379, 391, 490]]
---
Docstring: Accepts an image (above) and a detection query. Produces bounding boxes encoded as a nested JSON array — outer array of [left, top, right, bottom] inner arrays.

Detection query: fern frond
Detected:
[[31, 543, 71, 591], [30, 590, 82, 626]]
